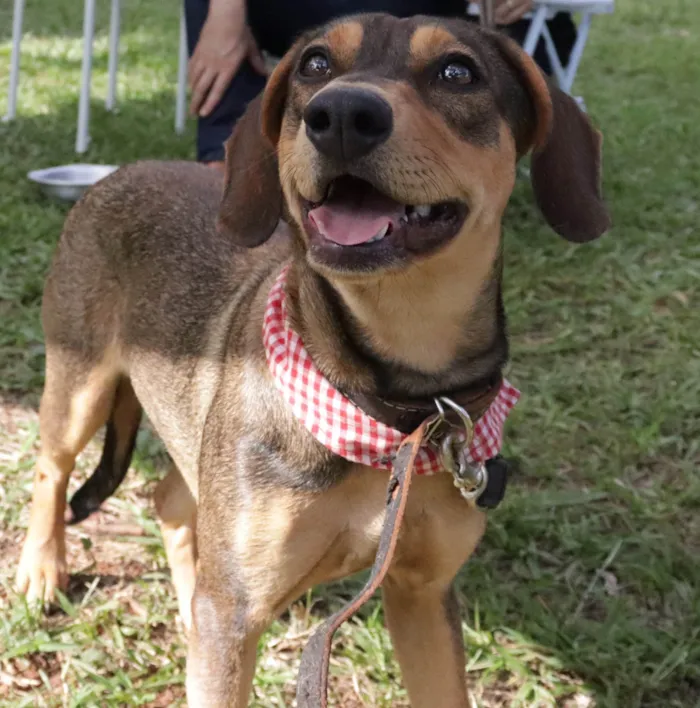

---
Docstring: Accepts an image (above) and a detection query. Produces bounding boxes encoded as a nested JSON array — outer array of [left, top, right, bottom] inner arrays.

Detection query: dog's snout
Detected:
[[304, 87, 393, 162]]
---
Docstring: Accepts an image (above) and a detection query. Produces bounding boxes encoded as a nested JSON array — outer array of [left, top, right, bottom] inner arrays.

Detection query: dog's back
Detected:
[[47, 161, 248, 356], [41, 160, 289, 518]]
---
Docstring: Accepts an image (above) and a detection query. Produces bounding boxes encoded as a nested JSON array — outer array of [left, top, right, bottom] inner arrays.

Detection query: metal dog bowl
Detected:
[[28, 163, 119, 202]]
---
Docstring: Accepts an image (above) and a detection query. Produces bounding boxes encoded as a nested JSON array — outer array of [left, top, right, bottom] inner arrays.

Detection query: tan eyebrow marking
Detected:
[[324, 21, 364, 71], [409, 25, 458, 66]]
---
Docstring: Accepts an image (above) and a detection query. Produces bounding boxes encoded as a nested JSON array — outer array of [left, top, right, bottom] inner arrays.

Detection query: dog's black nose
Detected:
[[304, 87, 393, 162]]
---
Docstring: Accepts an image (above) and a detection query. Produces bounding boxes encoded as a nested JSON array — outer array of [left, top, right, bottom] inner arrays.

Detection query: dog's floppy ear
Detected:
[[217, 49, 299, 248], [490, 34, 611, 242]]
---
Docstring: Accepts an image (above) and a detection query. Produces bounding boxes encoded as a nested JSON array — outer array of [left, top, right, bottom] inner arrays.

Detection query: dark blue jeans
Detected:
[[184, 0, 575, 162]]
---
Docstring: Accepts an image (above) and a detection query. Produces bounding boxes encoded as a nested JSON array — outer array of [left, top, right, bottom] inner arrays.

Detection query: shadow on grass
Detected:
[[0, 0, 180, 44], [0, 3, 88, 43]]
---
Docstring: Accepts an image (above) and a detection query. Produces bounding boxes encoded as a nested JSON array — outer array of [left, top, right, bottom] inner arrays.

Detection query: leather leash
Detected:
[[295, 384, 510, 707], [296, 421, 425, 708]]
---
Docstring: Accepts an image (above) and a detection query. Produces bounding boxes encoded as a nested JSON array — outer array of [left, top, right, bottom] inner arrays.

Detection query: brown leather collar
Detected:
[[348, 373, 504, 434]]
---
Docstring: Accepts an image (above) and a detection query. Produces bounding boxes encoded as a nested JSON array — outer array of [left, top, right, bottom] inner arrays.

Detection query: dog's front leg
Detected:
[[184, 497, 268, 708], [382, 475, 487, 708], [185, 463, 376, 707], [383, 580, 470, 708], [186, 576, 263, 708]]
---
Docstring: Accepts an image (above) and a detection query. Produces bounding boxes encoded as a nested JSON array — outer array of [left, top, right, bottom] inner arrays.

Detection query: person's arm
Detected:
[[188, 0, 266, 118]]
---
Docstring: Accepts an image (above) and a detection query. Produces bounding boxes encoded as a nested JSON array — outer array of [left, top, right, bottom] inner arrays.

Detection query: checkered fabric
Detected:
[[263, 267, 520, 475]]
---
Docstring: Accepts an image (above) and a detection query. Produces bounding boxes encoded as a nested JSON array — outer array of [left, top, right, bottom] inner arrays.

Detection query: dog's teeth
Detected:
[[367, 223, 390, 243], [415, 205, 432, 218]]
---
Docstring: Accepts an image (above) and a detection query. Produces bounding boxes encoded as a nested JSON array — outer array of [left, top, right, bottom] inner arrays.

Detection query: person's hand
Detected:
[[188, 5, 266, 117], [493, 0, 534, 25]]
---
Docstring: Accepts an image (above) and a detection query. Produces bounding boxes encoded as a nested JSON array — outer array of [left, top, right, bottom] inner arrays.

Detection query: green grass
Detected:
[[1, 0, 699, 705]]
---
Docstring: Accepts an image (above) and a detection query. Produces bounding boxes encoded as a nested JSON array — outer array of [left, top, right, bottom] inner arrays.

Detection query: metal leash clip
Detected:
[[432, 397, 489, 502]]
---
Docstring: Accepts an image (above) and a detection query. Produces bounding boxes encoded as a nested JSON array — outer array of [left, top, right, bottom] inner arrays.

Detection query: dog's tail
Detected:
[[68, 377, 143, 524]]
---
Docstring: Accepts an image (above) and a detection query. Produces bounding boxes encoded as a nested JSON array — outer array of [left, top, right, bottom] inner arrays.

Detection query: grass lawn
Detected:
[[1, 0, 699, 706]]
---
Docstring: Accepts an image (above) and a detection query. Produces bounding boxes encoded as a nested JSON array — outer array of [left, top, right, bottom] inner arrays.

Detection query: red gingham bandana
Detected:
[[263, 267, 520, 475]]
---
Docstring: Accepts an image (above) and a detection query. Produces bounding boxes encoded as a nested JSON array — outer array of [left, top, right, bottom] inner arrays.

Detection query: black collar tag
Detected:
[[477, 456, 510, 509]]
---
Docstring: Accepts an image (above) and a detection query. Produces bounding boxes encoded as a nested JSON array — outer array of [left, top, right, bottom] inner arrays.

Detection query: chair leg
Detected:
[[76, 0, 97, 154], [106, 0, 120, 111], [175, 7, 188, 134], [542, 23, 567, 89], [522, 5, 548, 56], [561, 12, 592, 94], [3, 0, 25, 122]]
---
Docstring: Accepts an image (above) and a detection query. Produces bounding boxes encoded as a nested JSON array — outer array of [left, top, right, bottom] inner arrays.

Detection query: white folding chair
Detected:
[[3, 0, 189, 154], [467, 0, 614, 95]]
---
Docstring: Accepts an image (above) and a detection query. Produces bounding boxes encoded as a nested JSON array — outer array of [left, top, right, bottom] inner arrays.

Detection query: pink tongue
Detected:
[[309, 192, 405, 246]]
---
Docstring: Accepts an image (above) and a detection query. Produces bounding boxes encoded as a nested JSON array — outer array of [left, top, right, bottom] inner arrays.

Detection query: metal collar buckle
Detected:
[[425, 397, 489, 502]]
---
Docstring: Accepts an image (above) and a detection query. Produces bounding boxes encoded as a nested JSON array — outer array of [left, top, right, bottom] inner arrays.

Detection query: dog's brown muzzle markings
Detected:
[[16, 13, 609, 708]]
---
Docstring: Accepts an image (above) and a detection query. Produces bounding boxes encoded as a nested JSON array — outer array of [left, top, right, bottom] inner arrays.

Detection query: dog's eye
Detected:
[[439, 60, 475, 85], [300, 52, 331, 78]]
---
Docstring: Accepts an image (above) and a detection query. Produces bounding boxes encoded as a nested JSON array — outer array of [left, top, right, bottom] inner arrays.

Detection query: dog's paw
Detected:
[[15, 537, 68, 604]]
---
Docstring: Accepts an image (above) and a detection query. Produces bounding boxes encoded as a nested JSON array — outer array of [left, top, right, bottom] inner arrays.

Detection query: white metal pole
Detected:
[[3, 0, 25, 121], [76, 0, 96, 153], [106, 0, 121, 110], [562, 13, 592, 94], [175, 6, 188, 134], [542, 24, 567, 88], [522, 5, 548, 56], [76, 0, 97, 153]]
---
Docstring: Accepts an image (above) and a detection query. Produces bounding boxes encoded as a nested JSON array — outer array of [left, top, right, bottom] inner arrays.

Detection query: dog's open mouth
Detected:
[[302, 176, 468, 272]]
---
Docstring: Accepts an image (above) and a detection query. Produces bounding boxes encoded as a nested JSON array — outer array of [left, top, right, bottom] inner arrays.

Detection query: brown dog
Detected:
[[16, 13, 609, 707]]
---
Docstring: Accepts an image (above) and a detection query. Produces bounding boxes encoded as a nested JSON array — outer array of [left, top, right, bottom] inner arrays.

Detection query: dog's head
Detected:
[[218, 14, 610, 278]]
